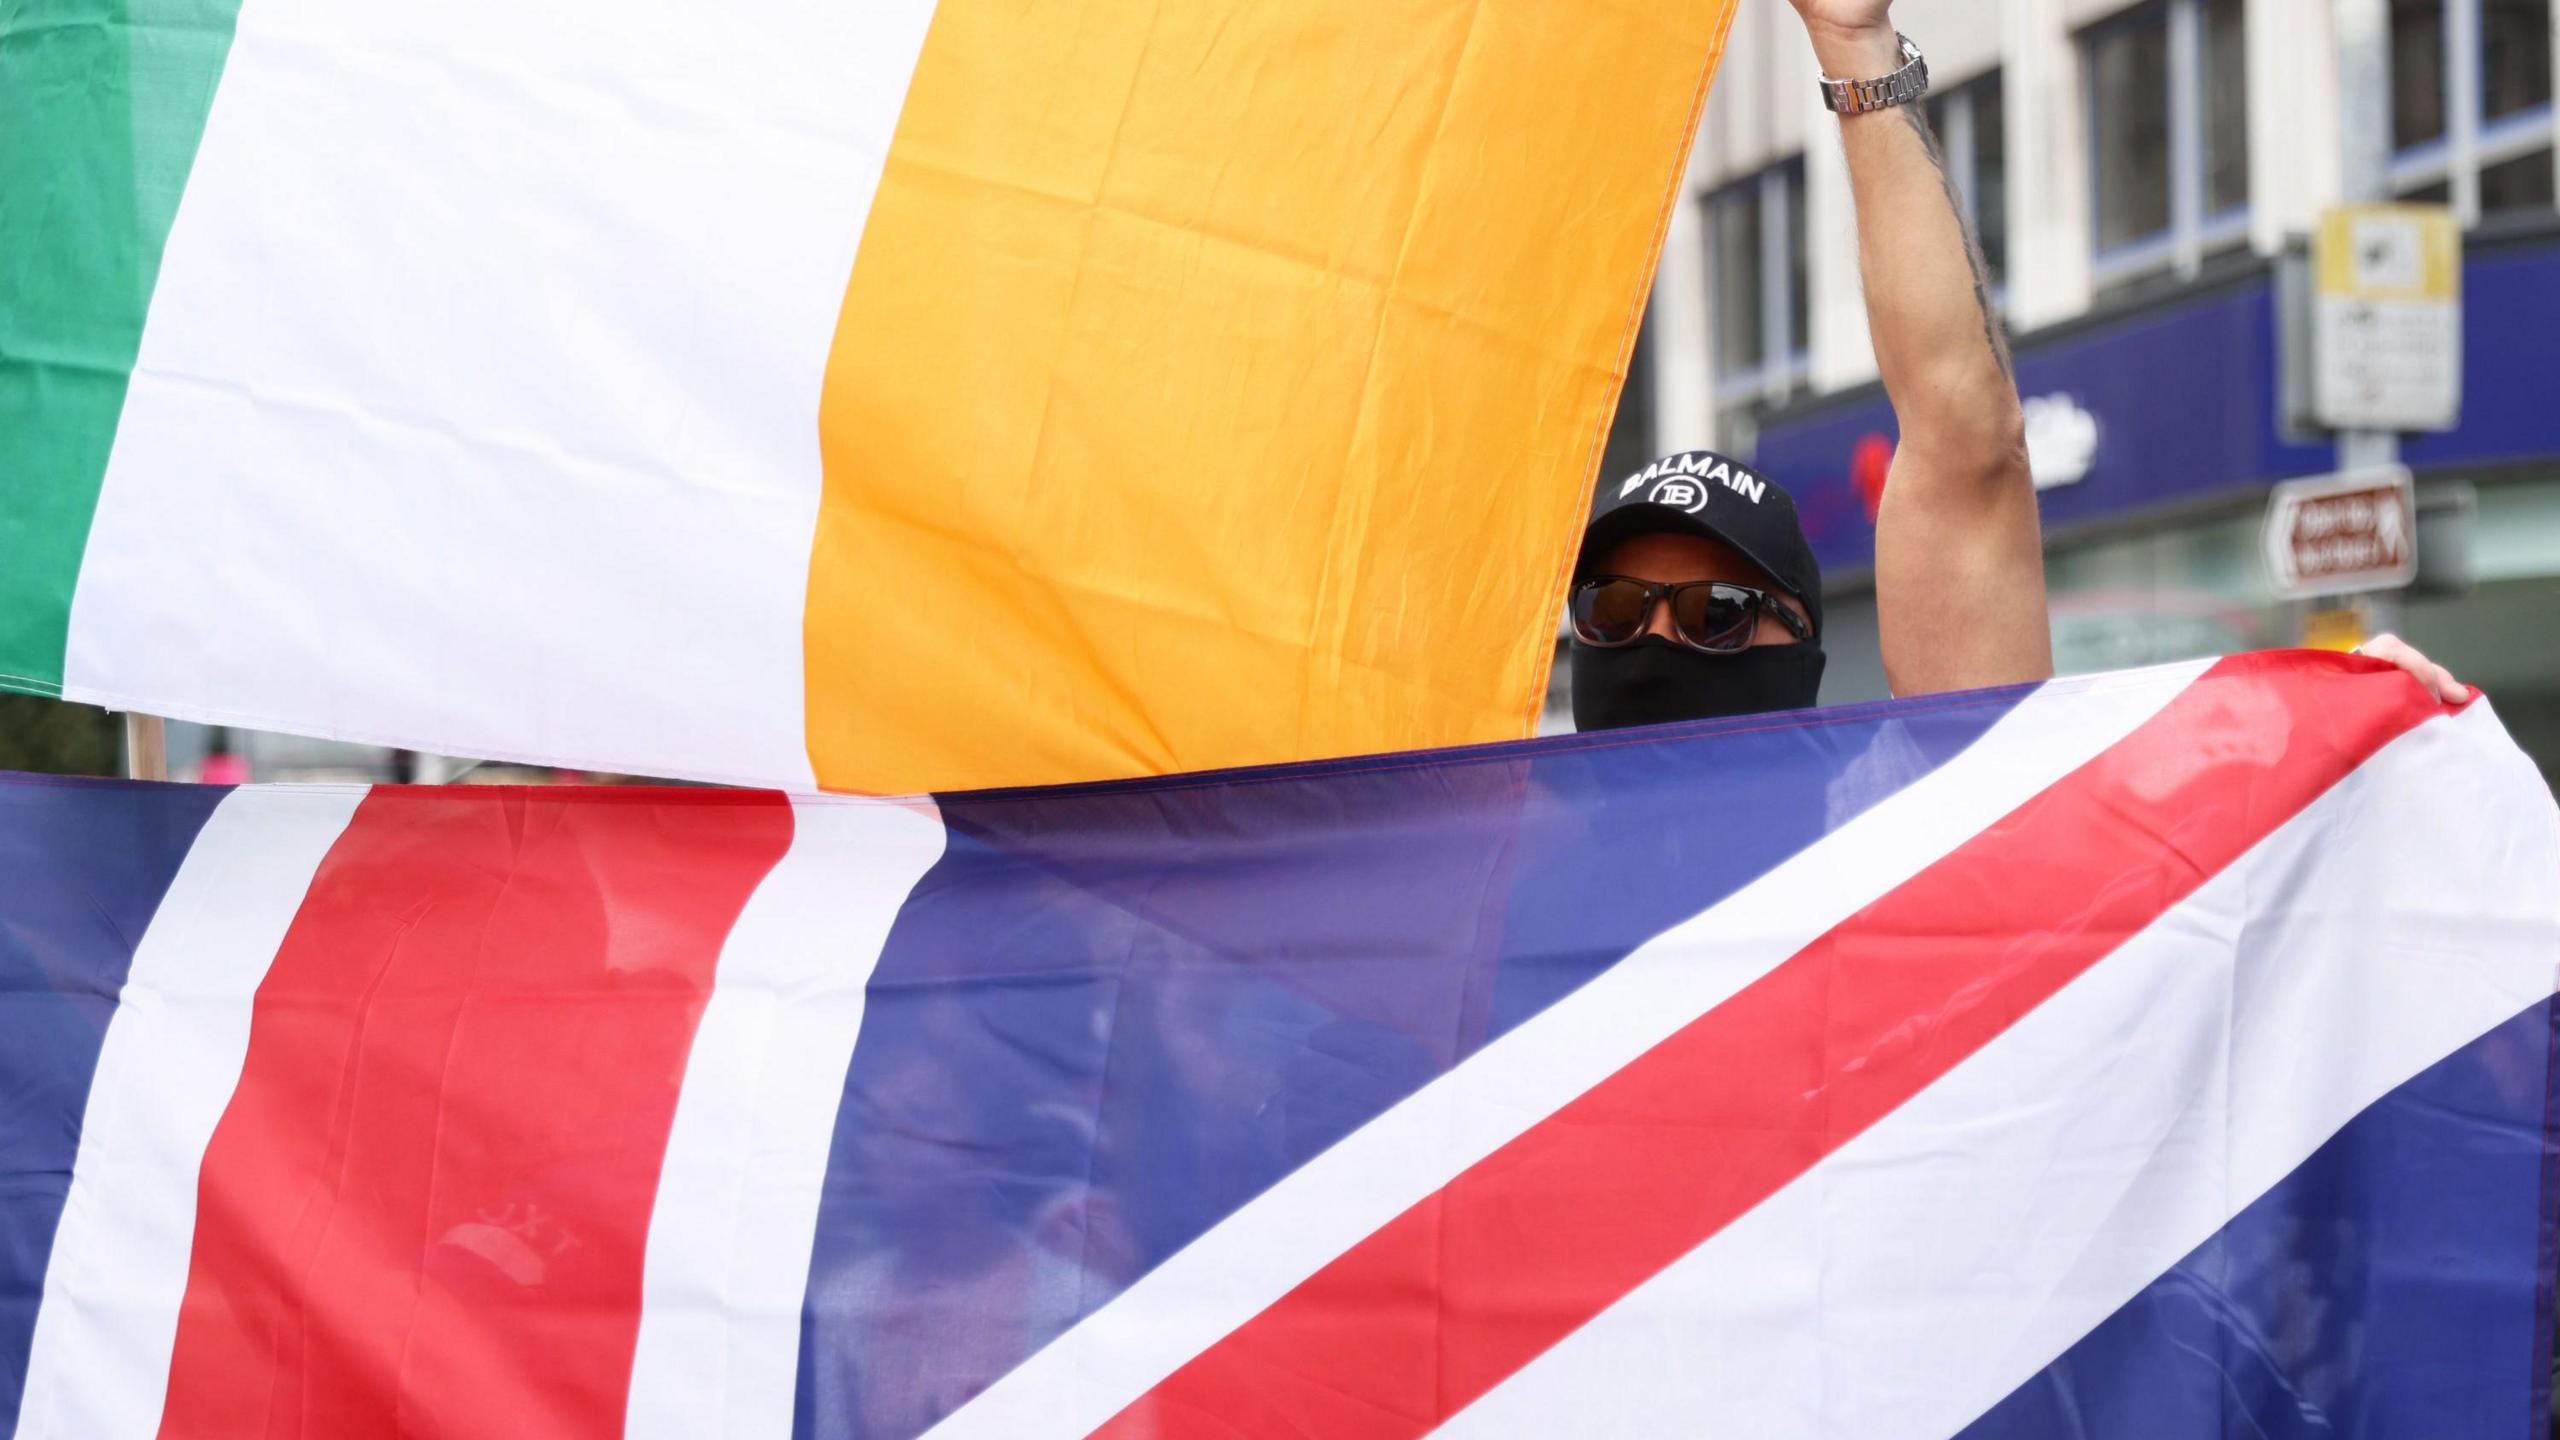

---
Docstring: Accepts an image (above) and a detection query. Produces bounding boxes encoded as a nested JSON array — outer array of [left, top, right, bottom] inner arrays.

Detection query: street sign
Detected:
[[2311, 204, 2461, 432], [2263, 466, 2418, 598]]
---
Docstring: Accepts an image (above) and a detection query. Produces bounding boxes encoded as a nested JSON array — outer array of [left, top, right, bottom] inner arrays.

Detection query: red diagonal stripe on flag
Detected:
[[159, 787, 793, 1439], [1093, 653, 2453, 1439]]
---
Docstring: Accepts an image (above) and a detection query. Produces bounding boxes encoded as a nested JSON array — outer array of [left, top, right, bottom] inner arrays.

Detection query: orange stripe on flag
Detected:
[[805, 0, 1739, 793]]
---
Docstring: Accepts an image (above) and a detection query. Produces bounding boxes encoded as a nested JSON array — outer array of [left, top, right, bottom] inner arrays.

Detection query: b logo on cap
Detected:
[[1647, 477, 1710, 514]]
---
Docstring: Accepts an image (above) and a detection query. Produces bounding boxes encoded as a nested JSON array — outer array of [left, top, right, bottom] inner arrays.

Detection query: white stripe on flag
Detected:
[[626, 797, 949, 1440], [62, 0, 941, 787], [923, 661, 2214, 1440], [15, 786, 365, 1440], [1444, 700, 2560, 1439]]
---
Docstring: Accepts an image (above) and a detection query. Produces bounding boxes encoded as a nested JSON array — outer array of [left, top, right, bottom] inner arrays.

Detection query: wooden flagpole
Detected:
[[124, 713, 168, 781]]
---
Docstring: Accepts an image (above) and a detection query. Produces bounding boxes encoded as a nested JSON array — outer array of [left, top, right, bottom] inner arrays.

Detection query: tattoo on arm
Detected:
[[1900, 104, 2014, 381]]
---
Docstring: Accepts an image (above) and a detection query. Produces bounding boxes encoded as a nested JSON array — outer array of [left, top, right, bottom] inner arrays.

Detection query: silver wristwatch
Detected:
[[1818, 33, 1929, 115]]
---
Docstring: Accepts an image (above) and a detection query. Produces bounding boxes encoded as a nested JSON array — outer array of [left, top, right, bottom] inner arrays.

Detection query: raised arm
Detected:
[[1790, 3, 2053, 695]]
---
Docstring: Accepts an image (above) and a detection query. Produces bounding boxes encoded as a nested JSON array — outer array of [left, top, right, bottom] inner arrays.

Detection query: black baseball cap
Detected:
[[1576, 449, 1824, 638]]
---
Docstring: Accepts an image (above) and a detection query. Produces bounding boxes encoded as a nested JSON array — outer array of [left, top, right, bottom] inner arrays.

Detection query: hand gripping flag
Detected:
[[3, 652, 2557, 1439], [0, 0, 1735, 794]]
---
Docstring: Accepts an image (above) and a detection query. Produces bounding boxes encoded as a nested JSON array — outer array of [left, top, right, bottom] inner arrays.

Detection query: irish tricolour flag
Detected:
[[1, 0, 1733, 793]]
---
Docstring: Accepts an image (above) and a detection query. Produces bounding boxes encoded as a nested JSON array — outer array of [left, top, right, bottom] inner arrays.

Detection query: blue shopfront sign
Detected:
[[1751, 235, 2560, 575]]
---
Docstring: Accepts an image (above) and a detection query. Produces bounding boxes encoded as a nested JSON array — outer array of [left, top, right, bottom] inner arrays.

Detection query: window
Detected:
[[2203, 0, 2250, 214], [1709, 181, 1764, 375], [1705, 159, 1810, 409], [2085, 0, 2251, 287], [2089, 13, 2172, 253], [1785, 165, 1809, 360], [1924, 72, 2009, 288], [2480, 146, 2557, 207], [2394, 1, 2450, 150], [2391, 0, 2555, 217], [2484, 0, 2555, 125]]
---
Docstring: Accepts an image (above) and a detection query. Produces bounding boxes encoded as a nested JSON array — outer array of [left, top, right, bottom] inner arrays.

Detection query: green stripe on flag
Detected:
[[0, 0, 243, 696]]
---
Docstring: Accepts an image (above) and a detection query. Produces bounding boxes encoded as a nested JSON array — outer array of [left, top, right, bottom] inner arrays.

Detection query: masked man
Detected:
[[1569, 0, 2465, 731]]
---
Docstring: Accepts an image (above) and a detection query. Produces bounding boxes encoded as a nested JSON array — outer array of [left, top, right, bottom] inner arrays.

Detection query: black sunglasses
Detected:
[[1569, 575, 1814, 654]]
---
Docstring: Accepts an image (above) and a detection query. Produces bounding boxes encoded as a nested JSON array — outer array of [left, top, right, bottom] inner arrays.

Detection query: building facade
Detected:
[[1575, 0, 2560, 787]]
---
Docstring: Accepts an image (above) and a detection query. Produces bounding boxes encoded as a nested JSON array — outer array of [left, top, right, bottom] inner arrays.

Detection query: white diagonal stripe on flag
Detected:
[[627, 797, 948, 1440], [16, 785, 366, 1440]]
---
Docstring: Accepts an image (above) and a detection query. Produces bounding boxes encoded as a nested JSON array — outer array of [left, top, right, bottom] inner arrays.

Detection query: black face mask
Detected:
[[1569, 634, 1827, 732]]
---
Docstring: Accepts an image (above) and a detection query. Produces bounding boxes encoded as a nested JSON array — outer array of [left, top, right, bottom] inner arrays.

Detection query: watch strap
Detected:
[[1819, 33, 1929, 115]]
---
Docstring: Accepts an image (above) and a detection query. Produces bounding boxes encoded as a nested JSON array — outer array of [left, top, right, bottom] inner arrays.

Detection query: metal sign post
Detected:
[[2331, 0, 2401, 636], [2312, 1, 2464, 640]]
